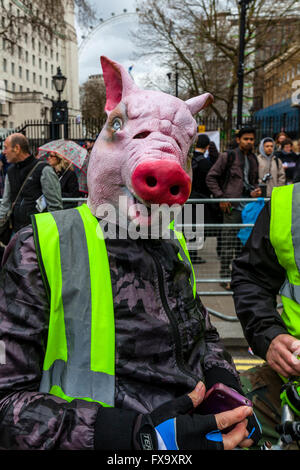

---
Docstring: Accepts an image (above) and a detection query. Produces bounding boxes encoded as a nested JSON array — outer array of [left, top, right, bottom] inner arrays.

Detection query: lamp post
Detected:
[[236, 0, 252, 129], [167, 63, 179, 97], [51, 67, 68, 139]]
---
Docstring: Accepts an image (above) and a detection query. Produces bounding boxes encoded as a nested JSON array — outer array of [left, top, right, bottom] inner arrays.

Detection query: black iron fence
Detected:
[[1, 113, 299, 154], [0, 117, 106, 155]]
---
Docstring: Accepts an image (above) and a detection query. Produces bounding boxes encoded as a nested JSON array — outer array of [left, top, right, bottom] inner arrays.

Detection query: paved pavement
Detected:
[[192, 237, 268, 370], [193, 236, 247, 348]]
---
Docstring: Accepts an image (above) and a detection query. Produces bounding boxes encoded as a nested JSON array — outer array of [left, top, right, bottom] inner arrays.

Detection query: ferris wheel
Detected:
[[78, 10, 138, 58]]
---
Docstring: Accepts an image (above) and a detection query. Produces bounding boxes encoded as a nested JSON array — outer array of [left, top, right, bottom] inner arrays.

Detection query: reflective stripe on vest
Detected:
[[270, 183, 300, 339], [32, 205, 197, 405], [169, 226, 197, 299], [32, 204, 115, 406]]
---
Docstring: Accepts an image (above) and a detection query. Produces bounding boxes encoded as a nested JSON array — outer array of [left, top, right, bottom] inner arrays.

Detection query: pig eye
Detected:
[[112, 118, 122, 132]]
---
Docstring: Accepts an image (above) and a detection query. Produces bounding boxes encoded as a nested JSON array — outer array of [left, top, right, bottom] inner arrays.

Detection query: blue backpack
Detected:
[[238, 198, 265, 245]]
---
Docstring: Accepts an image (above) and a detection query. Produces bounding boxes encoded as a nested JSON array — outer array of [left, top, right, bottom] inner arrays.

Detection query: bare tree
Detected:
[[133, 0, 300, 135], [0, 0, 96, 47], [80, 76, 107, 122]]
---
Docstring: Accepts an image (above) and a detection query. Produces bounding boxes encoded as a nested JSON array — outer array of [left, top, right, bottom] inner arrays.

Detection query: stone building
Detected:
[[0, 0, 79, 132], [264, 45, 300, 108]]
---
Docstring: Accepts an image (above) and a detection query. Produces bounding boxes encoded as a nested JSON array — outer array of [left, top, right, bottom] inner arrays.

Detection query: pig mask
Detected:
[[87, 56, 213, 228]]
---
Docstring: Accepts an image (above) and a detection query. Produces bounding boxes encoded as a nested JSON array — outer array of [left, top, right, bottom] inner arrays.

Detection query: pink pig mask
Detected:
[[87, 56, 213, 227]]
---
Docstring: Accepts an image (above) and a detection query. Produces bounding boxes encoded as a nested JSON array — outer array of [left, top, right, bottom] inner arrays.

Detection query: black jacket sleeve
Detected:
[[61, 170, 80, 198], [231, 201, 288, 360]]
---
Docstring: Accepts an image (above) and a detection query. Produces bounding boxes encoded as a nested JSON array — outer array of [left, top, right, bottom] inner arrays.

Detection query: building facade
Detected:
[[264, 45, 300, 108], [0, 0, 79, 132]]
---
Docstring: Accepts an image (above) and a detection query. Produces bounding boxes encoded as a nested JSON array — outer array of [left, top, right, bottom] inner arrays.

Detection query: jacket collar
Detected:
[[15, 154, 35, 169]]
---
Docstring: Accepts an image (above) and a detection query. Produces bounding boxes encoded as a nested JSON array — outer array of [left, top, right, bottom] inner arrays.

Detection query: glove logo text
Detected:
[[141, 432, 154, 450]]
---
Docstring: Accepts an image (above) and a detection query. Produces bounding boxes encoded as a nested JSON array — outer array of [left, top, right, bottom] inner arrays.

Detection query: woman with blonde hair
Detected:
[[47, 152, 80, 208]]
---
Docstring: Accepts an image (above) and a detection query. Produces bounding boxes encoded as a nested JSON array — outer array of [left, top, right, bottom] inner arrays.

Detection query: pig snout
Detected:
[[131, 160, 191, 206]]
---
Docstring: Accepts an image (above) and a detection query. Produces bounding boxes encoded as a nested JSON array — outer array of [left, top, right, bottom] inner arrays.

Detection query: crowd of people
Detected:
[[191, 127, 300, 289], [0, 134, 95, 263]]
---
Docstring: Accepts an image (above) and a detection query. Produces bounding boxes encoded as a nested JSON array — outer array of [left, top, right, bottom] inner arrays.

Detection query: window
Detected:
[[26, 69, 29, 81], [39, 75, 42, 86], [39, 58, 42, 69], [3, 58, 7, 72], [18, 46, 22, 59], [45, 61, 48, 72], [56, 52, 59, 62], [12, 83, 15, 92], [18, 65, 22, 78], [32, 37, 35, 50], [24, 32, 28, 44], [32, 55, 35, 66], [25, 51, 28, 63], [46, 77, 48, 88], [19, 85, 23, 92], [11, 62, 15, 75], [33, 72, 36, 84]]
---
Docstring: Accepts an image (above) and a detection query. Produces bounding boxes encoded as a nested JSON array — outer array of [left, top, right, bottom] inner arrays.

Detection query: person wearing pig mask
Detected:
[[0, 57, 260, 451]]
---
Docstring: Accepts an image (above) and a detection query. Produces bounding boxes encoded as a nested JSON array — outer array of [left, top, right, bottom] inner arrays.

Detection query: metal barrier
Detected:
[[183, 198, 273, 321]]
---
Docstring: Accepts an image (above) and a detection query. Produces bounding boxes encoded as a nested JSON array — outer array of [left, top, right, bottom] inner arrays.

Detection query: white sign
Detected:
[[197, 130, 220, 151]]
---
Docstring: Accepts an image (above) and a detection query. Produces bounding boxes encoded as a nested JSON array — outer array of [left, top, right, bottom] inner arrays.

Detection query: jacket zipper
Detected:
[[148, 247, 199, 382]]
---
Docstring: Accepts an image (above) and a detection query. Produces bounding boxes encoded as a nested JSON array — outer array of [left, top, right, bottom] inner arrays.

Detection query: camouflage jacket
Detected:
[[0, 225, 240, 450]]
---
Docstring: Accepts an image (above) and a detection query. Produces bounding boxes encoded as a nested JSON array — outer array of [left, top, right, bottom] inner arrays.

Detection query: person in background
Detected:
[[292, 139, 300, 155], [275, 131, 289, 151], [208, 141, 220, 165], [275, 138, 298, 184], [189, 133, 211, 264], [85, 138, 95, 157], [47, 152, 80, 209], [206, 127, 261, 290], [0, 134, 63, 235], [257, 137, 286, 196], [0, 152, 10, 198]]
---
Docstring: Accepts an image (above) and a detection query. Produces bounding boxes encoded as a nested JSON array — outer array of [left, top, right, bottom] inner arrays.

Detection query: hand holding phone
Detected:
[[197, 383, 252, 415]]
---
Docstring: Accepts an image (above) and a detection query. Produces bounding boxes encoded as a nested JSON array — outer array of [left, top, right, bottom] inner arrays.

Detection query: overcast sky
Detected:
[[77, 0, 149, 86], [76, 0, 169, 90]]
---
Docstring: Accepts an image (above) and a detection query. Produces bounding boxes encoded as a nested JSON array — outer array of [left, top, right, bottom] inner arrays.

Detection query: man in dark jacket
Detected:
[[275, 138, 298, 183], [0, 134, 63, 233], [190, 134, 222, 263], [231, 186, 300, 447], [206, 128, 261, 289]]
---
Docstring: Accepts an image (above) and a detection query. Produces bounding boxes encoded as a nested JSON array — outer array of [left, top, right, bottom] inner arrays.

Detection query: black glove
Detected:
[[133, 393, 223, 450], [246, 412, 262, 445]]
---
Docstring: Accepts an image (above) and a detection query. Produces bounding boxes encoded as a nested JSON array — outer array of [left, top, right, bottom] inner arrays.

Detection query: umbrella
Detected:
[[38, 139, 88, 172], [38, 139, 89, 193]]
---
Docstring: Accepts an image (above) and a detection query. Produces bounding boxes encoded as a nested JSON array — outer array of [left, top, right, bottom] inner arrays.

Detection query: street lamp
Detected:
[[237, 0, 253, 129], [167, 63, 179, 97], [52, 67, 67, 101], [51, 66, 68, 139]]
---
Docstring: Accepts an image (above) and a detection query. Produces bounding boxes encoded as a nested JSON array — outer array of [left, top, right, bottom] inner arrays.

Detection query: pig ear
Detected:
[[185, 92, 214, 115], [100, 56, 138, 112]]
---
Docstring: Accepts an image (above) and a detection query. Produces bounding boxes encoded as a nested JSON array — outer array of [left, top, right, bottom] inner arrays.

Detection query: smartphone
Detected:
[[197, 383, 252, 415]]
